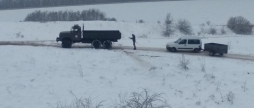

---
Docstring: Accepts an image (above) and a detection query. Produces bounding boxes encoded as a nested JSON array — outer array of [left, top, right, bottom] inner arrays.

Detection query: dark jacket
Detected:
[[130, 34, 136, 43]]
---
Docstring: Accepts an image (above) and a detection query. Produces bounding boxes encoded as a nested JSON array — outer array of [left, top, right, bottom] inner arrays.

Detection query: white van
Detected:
[[166, 36, 202, 52]]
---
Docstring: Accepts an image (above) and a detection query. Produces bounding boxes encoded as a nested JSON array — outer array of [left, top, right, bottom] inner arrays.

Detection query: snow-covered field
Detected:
[[1, 46, 254, 108], [0, 0, 254, 108]]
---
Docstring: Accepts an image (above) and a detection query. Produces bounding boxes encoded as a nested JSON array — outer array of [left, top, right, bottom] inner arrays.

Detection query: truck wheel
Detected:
[[62, 40, 72, 48], [103, 40, 112, 49], [209, 51, 215, 56], [193, 48, 200, 53], [219, 53, 224, 56], [171, 47, 177, 52], [92, 40, 101, 49]]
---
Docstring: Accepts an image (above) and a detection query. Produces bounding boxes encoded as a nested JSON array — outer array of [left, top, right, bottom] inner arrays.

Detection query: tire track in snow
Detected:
[[123, 50, 156, 71]]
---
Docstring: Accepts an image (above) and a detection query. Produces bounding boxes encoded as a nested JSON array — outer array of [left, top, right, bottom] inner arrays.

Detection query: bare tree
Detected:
[[200, 57, 206, 72], [227, 91, 235, 105], [117, 89, 171, 108], [178, 54, 190, 70], [163, 13, 174, 37], [137, 19, 145, 23], [53, 91, 104, 108], [208, 27, 217, 35], [227, 16, 253, 35], [220, 26, 227, 35], [176, 19, 192, 35]]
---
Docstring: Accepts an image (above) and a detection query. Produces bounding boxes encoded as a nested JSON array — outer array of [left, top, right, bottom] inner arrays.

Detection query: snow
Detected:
[[0, 46, 254, 108], [0, 0, 254, 108]]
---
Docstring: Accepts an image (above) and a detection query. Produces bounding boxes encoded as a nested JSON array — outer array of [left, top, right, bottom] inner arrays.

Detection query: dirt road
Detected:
[[1, 40, 254, 62]]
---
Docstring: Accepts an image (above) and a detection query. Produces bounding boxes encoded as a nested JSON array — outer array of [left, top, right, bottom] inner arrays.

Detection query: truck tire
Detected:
[[103, 40, 112, 49], [62, 40, 72, 48], [219, 53, 224, 56], [92, 40, 101, 49], [209, 51, 215, 56]]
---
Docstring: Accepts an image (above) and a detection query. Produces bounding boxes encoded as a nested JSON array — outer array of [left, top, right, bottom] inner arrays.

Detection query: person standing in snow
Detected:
[[129, 34, 136, 50]]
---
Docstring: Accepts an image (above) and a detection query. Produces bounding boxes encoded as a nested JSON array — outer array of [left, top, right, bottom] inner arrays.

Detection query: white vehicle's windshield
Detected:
[[174, 38, 181, 43]]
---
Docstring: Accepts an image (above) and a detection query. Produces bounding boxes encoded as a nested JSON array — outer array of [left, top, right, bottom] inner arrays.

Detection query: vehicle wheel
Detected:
[[103, 40, 112, 49], [171, 47, 177, 52], [193, 48, 200, 53], [219, 53, 224, 56], [62, 40, 72, 48], [166, 47, 171, 51], [92, 40, 101, 49], [209, 51, 215, 56]]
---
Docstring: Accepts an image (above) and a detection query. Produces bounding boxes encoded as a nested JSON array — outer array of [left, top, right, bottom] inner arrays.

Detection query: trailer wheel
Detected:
[[171, 47, 177, 52], [209, 51, 215, 56], [103, 40, 112, 49], [92, 40, 101, 49], [62, 40, 72, 48]]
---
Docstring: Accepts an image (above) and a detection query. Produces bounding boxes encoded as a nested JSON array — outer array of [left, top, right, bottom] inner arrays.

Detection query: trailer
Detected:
[[204, 43, 228, 56]]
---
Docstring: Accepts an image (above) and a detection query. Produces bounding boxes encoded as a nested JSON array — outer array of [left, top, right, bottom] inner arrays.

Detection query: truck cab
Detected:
[[70, 25, 82, 41], [56, 25, 82, 43], [166, 36, 202, 52]]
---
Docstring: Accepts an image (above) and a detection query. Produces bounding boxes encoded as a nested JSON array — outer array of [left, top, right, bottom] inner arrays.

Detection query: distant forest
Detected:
[[0, 0, 176, 10], [24, 9, 117, 22]]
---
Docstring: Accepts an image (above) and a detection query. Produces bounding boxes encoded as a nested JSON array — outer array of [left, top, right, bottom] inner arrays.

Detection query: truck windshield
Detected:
[[174, 38, 181, 43], [71, 28, 80, 32]]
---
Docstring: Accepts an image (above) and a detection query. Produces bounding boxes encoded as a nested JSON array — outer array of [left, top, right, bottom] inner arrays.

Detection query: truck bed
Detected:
[[82, 30, 121, 41]]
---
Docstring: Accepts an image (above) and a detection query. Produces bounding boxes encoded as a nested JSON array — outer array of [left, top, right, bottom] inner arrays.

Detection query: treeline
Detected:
[[24, 9, 116, 22], [162, 14, 253, 36], [0, 0, 175, 10]]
